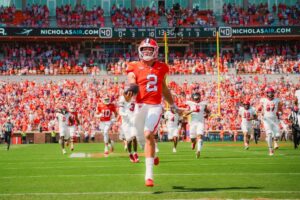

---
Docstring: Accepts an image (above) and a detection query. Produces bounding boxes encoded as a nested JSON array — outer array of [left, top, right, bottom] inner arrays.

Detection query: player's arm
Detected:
[[204, 105, 211, 119], [94, 108, 102, 118], [124, 72, 136, 102], [162, 76, 174, 106], [162, 76, 183, 115], [118, 103, 128, 117], [277, 101, 283, 119]]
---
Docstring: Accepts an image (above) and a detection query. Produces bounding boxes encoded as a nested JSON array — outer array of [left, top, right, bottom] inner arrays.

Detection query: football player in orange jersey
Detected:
[[125, 38, 181, 187], [95, 95, 118, 156]]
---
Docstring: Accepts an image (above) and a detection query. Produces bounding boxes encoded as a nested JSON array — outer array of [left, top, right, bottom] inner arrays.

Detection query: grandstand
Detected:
[[0, 0, 299, 134]]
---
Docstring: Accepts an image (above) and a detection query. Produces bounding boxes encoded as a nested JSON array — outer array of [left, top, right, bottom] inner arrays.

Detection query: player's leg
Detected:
[[132, 137, 139, 162], [5, 132, 11, 150], [243, 131, 249, 149], [59, 129, 68, 154], [172, 127, 179, 152], [196, 123, 205, 158], [254, 129, 258, 144], [69, 126, 75, 151], [273, 121, 280, 150], [292, 126, 298, 149], [144, 105, 162, 187], [189, 123, 197, 150], [101, 123, 110, 155], [263, 119, 274, 155]]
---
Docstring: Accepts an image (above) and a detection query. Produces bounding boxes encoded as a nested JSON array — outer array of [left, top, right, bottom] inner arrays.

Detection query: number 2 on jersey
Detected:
[[146, 74, 158, 92]]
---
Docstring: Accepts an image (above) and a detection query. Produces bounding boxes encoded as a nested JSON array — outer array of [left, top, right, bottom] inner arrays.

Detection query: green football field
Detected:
[[0, 141, 300, 200]]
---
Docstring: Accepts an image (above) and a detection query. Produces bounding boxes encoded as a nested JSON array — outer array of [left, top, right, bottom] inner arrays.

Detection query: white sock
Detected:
[[197, 139, 203, 151], [145, 157, 154, 180], [104, 146, 108, 152]]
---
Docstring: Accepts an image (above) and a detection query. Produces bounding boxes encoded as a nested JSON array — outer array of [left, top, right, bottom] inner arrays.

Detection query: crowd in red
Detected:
[[0, 5, 16, 25], [1, 2, 299, 27], [0, 43, 89, 75], [223, 2, 300, 26], [236, 42, 300, 74], [0, 4, 49, 27], [56, 4, 105, 27], [0, 77, 298, 136], [0, 42, 299, 75], [166, 6, 216, 27], [111, 5, 160, 27]]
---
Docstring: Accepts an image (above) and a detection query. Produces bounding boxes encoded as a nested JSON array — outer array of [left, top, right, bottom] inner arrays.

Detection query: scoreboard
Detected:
[[99, 27, 216, 39]]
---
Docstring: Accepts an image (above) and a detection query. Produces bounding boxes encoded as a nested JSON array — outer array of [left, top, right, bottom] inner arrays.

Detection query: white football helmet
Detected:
[[138, 38, 159, 61], [102, 96, 111, 105]]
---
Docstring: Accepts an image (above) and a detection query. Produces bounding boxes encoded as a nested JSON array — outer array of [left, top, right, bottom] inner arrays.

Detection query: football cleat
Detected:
[[155, 147, 159, 153], [173, 148, 177, 153], [274, 142, 279, 150], [62, 149, 66, 155], [269, 149, 274, 156], [244, 146, 249, 150], [145, 179, 154, 187], [129, 154, 135, 163], [104, 151, 109, 157], [133, 153, 139, 163], [154, 157, 159, 166]]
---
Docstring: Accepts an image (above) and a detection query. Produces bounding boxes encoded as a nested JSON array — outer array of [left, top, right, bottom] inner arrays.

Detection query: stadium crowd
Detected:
[[0, 42, 298, 75], [56, 4, 105, 27], [222, 2, 300, 26], [0, 4, 49, 27], [166, 6, 216, 27], [1, 2, 299, 27], [111, 5, 160, 27], [0, 76, 297, 137]]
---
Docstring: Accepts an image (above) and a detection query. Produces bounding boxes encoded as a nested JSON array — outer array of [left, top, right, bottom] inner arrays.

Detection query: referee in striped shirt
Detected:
[[252, 117, 261, 144], [288, 106, 300, 149], [2, 117, 14, 151]]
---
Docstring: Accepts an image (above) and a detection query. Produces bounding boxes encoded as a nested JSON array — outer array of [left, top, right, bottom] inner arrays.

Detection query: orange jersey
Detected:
[[126, 61, 169, 104], [97, 103, 117, 122]]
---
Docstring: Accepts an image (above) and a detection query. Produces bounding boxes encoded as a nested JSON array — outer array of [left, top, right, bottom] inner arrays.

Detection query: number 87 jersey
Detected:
[[126, 61, 169, 105], [260, 97, 280, 119]]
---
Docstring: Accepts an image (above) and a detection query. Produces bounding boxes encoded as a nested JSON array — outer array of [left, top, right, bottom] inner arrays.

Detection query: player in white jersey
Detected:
[[184, 92, 210, 158], [258, 87, 283, 156], [164, 108, 181, 153], [67, 103, 80, 151], [238, 100, 257, 150], [56, 106, 70, 154], [118, 95, 139, 163]]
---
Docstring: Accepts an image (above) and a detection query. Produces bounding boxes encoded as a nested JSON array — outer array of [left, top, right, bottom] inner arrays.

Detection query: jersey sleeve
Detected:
[[125, 62, 135, 74]]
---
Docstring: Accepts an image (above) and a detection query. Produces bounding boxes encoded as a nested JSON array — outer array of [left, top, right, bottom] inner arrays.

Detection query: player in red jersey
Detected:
[[125, 38, 180, 187], [95, 95, 118, 156]]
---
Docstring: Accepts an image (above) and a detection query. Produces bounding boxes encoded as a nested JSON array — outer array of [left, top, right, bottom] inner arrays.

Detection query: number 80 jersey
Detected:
[[260, 98, 280, 119], [126, 61, 169, 104]]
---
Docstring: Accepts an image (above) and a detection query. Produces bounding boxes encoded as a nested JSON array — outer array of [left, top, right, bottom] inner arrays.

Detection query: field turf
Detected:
[[0, 141, 300, 200]]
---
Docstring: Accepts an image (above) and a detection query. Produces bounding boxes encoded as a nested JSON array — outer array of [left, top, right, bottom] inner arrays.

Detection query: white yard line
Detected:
[[0, 190, 299, 196], [1, 172, 300, 179]]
